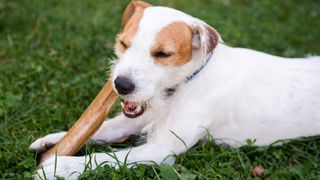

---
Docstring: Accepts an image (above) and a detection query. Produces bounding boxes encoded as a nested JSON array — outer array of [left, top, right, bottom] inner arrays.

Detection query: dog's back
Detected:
[[202, 44, 320, 146]]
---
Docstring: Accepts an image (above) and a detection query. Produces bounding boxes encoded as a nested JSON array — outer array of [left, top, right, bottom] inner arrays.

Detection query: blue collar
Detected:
[[185, 52, 213, 82]]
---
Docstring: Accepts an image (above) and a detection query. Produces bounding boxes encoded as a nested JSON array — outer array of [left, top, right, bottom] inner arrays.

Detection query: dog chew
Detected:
[[39, 79, 118, 164]]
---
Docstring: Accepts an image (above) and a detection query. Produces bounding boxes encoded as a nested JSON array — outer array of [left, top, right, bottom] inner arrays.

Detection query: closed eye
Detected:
[[120, 41, 129, 49], [152, 51, 173, 58]]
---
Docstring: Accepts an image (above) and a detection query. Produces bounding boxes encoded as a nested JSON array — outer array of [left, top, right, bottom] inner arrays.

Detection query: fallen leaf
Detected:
[[251, 166, 264, 176]]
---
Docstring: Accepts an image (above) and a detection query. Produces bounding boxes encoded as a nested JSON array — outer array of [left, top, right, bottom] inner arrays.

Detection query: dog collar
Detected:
[[185, 52, 213, 82]]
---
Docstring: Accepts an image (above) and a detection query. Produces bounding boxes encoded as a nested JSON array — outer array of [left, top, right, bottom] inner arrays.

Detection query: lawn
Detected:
[[0, 0, 319, 179]]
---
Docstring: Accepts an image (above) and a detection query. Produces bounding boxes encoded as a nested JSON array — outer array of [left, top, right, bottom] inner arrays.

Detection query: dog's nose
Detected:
[[114, 76, 135, 95]]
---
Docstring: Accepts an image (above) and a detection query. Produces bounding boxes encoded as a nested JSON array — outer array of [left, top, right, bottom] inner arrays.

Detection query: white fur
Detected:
[[31, 5, 320, 179]]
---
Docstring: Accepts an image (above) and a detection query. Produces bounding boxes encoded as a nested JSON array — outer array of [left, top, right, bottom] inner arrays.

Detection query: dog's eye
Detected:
[[120, 41, 129, 49], [153, 51, 172, 58]]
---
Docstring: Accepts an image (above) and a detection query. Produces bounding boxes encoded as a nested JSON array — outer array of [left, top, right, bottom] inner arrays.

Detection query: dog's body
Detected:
[[30, 1, 320, 179]]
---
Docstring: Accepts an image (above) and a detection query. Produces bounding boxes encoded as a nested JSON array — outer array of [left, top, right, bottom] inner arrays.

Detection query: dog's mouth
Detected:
[[121, 99, 147, 118]]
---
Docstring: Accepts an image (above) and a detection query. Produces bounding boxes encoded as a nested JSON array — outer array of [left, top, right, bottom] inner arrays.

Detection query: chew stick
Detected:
[[39, 79, 118, 163]]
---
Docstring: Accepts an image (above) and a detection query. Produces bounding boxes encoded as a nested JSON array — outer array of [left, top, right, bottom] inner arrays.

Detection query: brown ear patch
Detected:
[[121, 1, 152, 27], [151, 22, 193, 67], [116, 1, 152, 53]]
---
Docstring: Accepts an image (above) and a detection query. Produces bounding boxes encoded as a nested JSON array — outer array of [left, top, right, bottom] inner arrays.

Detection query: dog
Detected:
[[30, 1, 320, 179]]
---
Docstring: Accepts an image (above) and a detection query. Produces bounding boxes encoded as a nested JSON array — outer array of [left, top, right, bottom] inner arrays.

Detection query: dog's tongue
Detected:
[[121, 100, 146, 118], [124, 101, 138, 112]]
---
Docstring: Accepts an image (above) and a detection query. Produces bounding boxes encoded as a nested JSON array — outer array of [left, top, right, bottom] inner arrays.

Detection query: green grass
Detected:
[[0, 0, 319, 179]]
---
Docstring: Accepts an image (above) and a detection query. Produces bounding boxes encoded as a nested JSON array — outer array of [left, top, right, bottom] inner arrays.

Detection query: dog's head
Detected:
[[112, 1, 221, 118]]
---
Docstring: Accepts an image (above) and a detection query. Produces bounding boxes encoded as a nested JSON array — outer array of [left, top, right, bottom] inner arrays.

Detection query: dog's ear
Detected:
[[192, 22, 220, 55], [121, 1, 152, 27]]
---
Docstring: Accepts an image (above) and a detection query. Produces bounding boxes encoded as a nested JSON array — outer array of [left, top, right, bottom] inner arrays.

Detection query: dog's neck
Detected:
[[162, 41, 226, 99], [185, 52, 214, 82], [185, 41, 226, 83], [162, 49, 216, 98]]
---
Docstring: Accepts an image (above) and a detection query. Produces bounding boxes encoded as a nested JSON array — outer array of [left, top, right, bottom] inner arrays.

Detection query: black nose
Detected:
[[114, 76, 135, 95]]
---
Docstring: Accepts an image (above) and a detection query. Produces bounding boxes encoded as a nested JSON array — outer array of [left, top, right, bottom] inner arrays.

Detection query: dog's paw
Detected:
[[34, 156, 86, 180], [29, 132, 67, 153]]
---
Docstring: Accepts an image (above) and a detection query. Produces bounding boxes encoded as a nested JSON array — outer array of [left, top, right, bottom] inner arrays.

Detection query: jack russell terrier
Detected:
[[30, 1, 320, 179]]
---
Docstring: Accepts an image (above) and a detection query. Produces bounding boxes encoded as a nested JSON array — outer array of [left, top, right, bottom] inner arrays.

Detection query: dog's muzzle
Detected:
[[114, 76, 148, 118]]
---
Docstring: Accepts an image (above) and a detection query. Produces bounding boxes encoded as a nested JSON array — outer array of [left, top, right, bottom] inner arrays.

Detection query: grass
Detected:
[[0, 0, 319, 179]]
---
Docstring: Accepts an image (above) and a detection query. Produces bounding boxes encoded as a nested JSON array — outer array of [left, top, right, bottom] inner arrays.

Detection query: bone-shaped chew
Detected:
[[39, 78, 118, 164]]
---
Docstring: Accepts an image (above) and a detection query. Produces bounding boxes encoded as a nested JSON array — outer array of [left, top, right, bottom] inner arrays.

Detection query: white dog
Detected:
[[30, 1, 320, 179]]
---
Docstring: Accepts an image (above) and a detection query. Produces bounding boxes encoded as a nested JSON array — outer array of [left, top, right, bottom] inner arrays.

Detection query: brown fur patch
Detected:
[[121, 1, 151, 26], [151, 22, 193, 67], [116, 1, 152, 53]]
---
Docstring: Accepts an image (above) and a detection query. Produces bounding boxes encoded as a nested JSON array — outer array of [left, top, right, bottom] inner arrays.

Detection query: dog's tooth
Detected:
[[135, 105, 141, 113], [121, 101, 124, 108]]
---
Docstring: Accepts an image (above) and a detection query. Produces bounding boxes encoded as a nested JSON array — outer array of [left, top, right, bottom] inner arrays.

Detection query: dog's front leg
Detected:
[[89, 114, 148, 144], [30, 114, 148, 153], [35, 120, 205, 180], [35, 143, 174, 180]]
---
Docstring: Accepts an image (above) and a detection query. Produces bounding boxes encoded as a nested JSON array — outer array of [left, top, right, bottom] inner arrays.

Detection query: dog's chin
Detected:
[[121, 99, 148, 119]]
